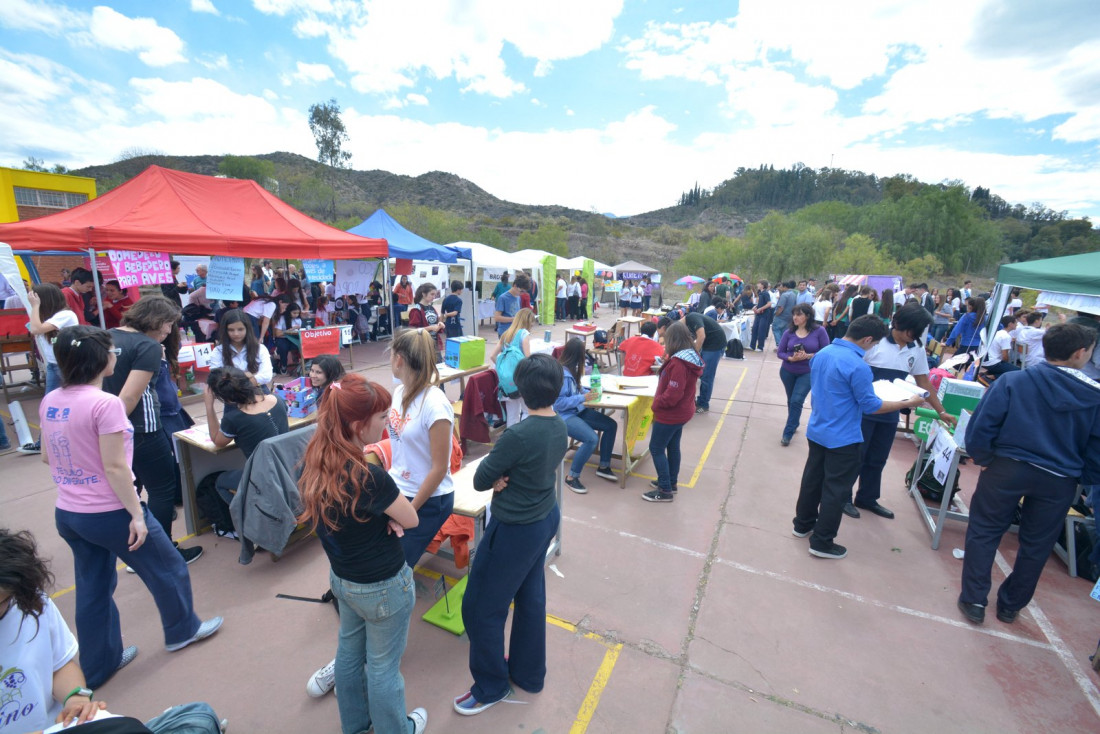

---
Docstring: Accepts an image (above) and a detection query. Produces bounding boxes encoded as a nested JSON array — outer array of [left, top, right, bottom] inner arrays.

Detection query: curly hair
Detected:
[[0, 528, 55, 638]]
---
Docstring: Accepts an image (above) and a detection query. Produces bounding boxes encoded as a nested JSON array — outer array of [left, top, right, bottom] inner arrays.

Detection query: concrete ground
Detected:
[[2, 303, 1099, 733]]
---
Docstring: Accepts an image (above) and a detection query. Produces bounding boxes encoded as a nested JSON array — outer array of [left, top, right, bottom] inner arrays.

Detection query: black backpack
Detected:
[[195, 471, 235, 536], [592, 329, 611, 349], [725, 338, 744, 359]]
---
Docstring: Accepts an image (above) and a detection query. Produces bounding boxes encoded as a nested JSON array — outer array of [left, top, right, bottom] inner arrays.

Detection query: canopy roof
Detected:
[[996, 252, 1100, 297], [559, 255, 614, 274], [613, 259, 659, 274], [0, 165, 387, 259], [511, 248, 557, 271], [447, 241, 528, 270], [348, 208, 469, 262]]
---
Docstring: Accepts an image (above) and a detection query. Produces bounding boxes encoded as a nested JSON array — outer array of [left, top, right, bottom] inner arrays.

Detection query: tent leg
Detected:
[[88, 247, 106, 329]]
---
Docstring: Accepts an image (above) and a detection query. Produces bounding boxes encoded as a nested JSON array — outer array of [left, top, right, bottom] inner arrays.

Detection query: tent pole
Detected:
[[88, 247, 106, 329]]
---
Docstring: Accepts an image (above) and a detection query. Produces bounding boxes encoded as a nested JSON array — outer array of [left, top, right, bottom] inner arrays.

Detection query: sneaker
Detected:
[[695, 405, 709, 414], [780, 436, 791, 447], [565, 476, 587, 494], [641, 489, 674, 503], [595, 465, 617, 481], [125, 565, 136, 574], [408, 707, 428, 733], [16, 441, 41, 455], [178, 545, 204, 565], [118, 644, 139, 671], [454, 688, 512, 716], [166, 616, 223, 652], [808, 543, 847, 559], [306, 659, 336, 697], [791, 528, 811, 538], [649, 479, 677, 493]]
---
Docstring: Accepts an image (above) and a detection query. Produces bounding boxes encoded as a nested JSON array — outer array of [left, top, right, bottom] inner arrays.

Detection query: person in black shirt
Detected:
[[684, 311, 726, 413], [442, 279, 465, 339], [297, 375, 425, 734]]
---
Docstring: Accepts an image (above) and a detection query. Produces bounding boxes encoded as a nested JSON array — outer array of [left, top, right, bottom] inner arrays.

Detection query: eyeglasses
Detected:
[[108, 347, 122, 356]]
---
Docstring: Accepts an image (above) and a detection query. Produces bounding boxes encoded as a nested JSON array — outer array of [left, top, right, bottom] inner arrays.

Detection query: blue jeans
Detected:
[[772, 323, 789, 348], [649, 420, 684, 491], [55, 505, 201, 688], [696, 349, 723, 409], [778, 368, 811, 441], [930, 323, 950, 342], [565, 409, 617, 476], [400, 492, 454, 570], [749, 312, 772, 350], [462, 506, 560, 702], [45, 362, 63, 395], [330, 564, 416, 734]]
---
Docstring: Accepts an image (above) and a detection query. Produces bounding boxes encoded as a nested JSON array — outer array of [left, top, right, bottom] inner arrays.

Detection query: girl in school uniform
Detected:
[[208, 309, 274, 392], [274, 301, 304, 375], [641, 321, 703, 503]]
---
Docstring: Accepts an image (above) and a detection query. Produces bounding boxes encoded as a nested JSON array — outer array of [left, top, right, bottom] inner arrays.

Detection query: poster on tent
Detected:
[[205, 256, 245, 301], [303, 259, 334, 282], [300, 326, 342, 359], [335, 259, 381, 298], [105, 250, 174, 288]]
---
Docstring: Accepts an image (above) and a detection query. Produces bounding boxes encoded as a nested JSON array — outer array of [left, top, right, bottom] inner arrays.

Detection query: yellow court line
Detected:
[[683, 366, 747, 488], [570, 641, 623, 734]]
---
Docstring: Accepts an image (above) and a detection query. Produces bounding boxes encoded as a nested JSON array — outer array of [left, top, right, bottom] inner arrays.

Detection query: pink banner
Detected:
[[105, 250, 174, 288]]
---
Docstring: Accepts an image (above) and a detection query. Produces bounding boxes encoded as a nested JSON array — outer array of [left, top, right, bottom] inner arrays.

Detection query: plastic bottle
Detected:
[[590, 362, 602, 401], [185, 366, 195, 392]]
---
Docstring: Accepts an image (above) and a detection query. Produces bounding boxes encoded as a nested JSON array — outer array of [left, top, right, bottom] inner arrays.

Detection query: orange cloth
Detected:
[[426, 514, 476, 569], [364, 434, 462, 474]]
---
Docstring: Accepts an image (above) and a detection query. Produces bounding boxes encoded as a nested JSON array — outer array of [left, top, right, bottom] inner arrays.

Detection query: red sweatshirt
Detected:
[[652, 350, 703, 425]]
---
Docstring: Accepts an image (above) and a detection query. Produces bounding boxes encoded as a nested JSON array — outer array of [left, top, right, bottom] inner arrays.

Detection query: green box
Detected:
[[936, 378, 984, 417], [445, 337, 485, 370]]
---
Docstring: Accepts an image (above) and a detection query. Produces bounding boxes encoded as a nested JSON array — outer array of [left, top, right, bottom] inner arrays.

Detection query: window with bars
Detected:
[[13, 187, 88, 209]]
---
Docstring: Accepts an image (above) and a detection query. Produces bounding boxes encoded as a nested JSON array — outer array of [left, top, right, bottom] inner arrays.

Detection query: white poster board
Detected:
[[206, 256, 245, 301], [929, 423, 958, 485], [335, 260, 381, 298]]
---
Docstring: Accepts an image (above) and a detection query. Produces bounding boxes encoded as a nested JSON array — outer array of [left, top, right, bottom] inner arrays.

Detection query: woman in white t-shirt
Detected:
[[208, 308, 273, 390], [387, 328, 455, 570], [630, 282, 643, 316], [242, 293, 279, 344], [28, 283, 80, 395], [812, 289, 833, 327]]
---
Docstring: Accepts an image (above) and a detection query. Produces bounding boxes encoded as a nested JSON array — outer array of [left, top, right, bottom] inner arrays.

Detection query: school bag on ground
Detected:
[[725, 338, 744, 359]]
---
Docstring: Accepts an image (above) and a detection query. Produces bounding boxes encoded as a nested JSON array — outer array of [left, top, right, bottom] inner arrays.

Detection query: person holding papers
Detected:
[[846, 304, 954, 521]]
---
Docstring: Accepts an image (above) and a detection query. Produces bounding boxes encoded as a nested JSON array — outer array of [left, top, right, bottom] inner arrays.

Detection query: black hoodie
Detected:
[[965, 362, 1100, 482]]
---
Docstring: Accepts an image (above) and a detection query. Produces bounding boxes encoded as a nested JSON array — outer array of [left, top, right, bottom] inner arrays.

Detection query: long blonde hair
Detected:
[[392, 328, 439, 415], [501, 308, 537, 346]]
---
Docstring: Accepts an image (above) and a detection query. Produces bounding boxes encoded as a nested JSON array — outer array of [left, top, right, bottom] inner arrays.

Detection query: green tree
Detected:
[[673, 235, 746, 282], [22, 156, 47, 172], [827, 233, 899, 275], [517, 223, 569, 256], [308, 98, 352, 169], [219, 155, 275, 187]]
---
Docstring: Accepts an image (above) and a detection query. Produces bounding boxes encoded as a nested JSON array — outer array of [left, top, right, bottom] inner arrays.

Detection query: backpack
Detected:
[[725, 338, 744, 359], [195, 471, 235, 536], [905, 457, 961, 504], [496, 334, 525, 398], [592, 329, 610, 349]]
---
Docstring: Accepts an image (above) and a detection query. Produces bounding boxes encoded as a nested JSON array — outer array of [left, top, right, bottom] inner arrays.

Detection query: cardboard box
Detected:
[[445, 337, 486, 370], [275, 377, 317, 418], [936, 377, 985, 417]]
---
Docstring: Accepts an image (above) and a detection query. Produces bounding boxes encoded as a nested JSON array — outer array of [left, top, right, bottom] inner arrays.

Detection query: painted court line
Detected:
[[547, 614, 624, 734]]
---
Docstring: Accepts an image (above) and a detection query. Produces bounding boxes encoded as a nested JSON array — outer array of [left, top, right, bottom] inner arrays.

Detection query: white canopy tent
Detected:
[[559, 255, 614, 275]]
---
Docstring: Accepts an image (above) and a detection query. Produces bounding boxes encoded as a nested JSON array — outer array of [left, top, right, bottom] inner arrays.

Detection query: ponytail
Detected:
[[391, 328, 439, 415]]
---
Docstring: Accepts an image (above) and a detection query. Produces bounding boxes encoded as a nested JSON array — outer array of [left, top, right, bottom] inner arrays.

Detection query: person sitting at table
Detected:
[[554, 338, 618, 493], [408, 282, 446, 355], [208, 308, 274, 392], [44, 326, 222, 688], [703, 298, 729, 322], [455, 353, 569, 716], [309, 353, 346, 406], [489, 308, 536, 427], [274, 300, 304, 375], [619, 321, 665, 376]]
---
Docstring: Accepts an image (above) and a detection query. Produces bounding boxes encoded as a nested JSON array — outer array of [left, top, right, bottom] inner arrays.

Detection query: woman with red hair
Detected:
[[297, 374, 427, 734]]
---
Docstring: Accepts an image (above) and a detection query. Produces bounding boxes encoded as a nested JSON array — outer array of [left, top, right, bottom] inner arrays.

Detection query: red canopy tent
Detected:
[[0, 165, 387, 258]]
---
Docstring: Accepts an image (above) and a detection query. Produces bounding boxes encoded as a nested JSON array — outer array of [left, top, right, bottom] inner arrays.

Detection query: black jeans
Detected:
[[960, 456, 1077, 611], [793, 440, 862, 550], [133, 428, 181, 542]]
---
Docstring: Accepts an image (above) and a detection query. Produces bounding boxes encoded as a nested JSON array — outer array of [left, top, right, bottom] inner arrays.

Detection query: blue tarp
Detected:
[[347, 209, 471, 262]]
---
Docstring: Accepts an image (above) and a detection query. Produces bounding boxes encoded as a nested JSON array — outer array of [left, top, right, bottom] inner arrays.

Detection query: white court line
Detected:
[[564, 516, 1053, 650]]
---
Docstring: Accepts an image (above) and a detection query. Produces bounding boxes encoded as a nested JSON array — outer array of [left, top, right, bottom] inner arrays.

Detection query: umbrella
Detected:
[[712, 272, 742, 282], [675, 275, 706, 286]]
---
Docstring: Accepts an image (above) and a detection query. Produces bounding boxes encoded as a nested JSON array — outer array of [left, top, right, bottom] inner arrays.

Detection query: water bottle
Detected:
[[590, 362, 602, 401]]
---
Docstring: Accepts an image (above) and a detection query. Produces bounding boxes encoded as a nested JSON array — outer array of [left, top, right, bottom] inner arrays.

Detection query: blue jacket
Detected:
[[553, 367, 588, 419], [965, 362, 1100, 483], [948, 312, 987, 348]]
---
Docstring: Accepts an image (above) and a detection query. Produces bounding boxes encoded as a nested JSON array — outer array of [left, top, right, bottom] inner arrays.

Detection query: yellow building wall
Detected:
[[0, 167, 98, 223]]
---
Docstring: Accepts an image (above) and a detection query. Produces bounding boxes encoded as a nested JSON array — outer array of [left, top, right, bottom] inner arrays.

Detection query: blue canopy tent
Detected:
[[347, 209, 477, 335]]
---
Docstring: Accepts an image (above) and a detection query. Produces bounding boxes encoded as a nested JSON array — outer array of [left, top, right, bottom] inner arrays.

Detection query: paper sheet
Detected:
[[872, 378, 929, 402]]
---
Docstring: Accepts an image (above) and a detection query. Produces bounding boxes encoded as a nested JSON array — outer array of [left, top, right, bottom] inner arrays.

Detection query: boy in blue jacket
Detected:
[[959, 324, 1100, 625]]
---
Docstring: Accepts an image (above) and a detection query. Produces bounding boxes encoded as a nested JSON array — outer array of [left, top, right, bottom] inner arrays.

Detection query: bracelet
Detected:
[[63, 686, 92, 704]]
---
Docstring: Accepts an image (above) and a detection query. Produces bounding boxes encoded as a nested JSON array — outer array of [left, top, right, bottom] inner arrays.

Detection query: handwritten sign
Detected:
[[205, 256, 245, 301], [301, 326, 341, 359], [339, 325, 353, 345], [929, 423, 958, 485], [95, 251, 173, 288], [193, 342, 213, 369], [334, 260, 380, 298], [303, 259, 334, 282]]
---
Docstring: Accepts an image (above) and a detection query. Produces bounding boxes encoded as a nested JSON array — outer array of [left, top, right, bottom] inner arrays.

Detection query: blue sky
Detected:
[[1, 0, 1098, 220]]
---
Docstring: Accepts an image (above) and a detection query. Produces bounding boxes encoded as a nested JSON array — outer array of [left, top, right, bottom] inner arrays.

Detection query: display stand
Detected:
[[907, 424, 968, 550]]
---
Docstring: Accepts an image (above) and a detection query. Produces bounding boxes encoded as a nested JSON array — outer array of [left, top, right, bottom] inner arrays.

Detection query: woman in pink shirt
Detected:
[[44, 325, 222, 690]]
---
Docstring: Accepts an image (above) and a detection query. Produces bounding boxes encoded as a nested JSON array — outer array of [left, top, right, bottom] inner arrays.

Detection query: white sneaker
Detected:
[[306, 659, 336, 697], [408, 707, 427, 734], [166, 616, 223, 652]]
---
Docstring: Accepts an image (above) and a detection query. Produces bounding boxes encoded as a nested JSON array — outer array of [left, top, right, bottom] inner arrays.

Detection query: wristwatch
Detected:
[[64, 686, 93, 704]]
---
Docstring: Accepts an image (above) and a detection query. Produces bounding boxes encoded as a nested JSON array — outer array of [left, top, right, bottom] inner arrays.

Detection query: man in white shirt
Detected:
[[983, 315, 1020, 376], [556, 276, 567, 321], [1013, 312, 1046, 368], [961, 280, 973, 300], [1006, 288, 1023, 315]]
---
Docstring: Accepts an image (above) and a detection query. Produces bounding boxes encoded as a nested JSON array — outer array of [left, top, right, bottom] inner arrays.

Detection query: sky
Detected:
[[1, 0, 1099, 221]]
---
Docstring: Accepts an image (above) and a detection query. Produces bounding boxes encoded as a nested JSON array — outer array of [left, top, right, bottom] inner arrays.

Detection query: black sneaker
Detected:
[[808, 542, 847, 559], [177, 545, 204, 565], [649, 479, 677, 492], [565, 476, 587, 494], [792, 527, 811, 538], [641, 489, 674, 503], [695, 406, 709, 414], [595, 465, 617, 481], [17, 441, 41, 455]]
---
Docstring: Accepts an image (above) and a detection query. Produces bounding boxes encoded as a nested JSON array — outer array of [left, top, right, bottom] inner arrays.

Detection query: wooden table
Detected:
[[564, 327, 595, 347], [580, 374, 659, 487], [173, 412, 316, 536], [617, 316, 646, 339], [445, 455, 564, 565], [435, 362, 489, 399]]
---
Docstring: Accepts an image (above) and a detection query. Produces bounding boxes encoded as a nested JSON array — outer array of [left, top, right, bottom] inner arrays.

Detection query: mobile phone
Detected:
[[793, 344, 805, 353]]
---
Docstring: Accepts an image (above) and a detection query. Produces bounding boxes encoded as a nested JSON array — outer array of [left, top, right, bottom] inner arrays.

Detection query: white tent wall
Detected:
[[448, 241, 526, 338]]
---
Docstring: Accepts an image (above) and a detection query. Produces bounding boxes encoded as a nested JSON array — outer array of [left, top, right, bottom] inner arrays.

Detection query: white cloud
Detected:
[[0, 0, 83, 34], [198, 53, 230, 70], [405, 93, 428, 106], [253, 0, 623, 98], [280, 61, 335, 86], [87, 6, 187, 66], [191, 0, 220, 15]]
